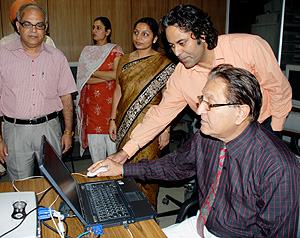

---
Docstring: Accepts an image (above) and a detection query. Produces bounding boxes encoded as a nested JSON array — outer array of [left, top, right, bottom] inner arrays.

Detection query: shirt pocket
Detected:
[[37, 71, 58, 99]]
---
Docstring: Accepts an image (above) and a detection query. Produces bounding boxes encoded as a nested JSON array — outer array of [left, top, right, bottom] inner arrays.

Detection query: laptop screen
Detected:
[[39, 136, 82, 216]]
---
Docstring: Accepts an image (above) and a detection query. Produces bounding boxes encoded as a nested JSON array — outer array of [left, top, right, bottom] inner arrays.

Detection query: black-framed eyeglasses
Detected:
[[198, 95, 241, 111], [19, 21, 46, 30]]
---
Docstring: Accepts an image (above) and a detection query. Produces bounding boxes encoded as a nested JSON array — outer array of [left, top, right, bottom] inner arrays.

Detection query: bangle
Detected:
[[165, 129, 170, 134], [109, 118, 116, 121], [64, 130, 74, 136]]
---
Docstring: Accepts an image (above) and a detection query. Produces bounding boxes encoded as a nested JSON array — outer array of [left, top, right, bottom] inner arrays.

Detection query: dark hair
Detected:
[[134, 17, 159, 50], [17, 4, 47, 23], [161, 4, 218, 50], [93, 17, 112, 43], [208, 64, 262, 122]]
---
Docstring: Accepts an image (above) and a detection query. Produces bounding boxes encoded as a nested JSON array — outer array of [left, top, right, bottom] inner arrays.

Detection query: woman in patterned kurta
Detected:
[[76, 17, 124, 162]]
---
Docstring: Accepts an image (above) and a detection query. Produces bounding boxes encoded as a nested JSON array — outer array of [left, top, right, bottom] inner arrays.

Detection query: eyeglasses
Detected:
[[198, 95, 241, 111], [19, 21, 46, 30]]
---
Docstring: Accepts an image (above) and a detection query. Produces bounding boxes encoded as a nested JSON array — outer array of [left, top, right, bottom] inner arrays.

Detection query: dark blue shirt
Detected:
[[124, 122, 300, 237]]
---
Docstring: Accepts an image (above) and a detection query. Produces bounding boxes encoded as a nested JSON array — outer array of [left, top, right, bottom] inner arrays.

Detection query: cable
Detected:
[[76, 230, 91, 238], [12, 176, 52, 195], [41, 220, 72, 238], [49, 195, 60, 208], [39, 207, 67, 238], [123, 221, 133, 238], [38, 186, 54, 205], [0, 206, 38, 238], [71, 172, 88, 177], [62, 220, 69, 236], [50, 209, 64, 238]]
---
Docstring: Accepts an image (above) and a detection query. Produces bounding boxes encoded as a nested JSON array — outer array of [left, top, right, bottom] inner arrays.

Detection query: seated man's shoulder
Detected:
[[255, 126, 298, 168]]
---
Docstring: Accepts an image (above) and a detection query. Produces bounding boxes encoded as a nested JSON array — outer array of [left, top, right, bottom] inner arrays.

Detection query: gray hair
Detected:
[[208, 64, 262, 122], [17, 3, 47, 23]]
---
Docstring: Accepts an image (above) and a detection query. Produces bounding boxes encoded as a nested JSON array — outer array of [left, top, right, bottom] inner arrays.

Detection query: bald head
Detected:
[[17, 4, 47, 24]]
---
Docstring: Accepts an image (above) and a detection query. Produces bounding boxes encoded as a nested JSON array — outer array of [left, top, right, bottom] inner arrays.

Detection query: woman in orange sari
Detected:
[[109, 17, 175, 208], [77, 17, 123, 163]]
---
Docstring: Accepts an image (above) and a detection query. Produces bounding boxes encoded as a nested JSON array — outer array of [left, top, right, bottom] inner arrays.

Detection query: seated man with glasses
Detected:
[[0, 3, 77, 180], [89, 64, 300, 237]]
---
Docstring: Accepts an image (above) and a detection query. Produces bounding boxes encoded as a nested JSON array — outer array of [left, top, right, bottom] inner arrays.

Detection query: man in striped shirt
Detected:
[[89, 64, 300, 237], [0, 4, 77, 180]]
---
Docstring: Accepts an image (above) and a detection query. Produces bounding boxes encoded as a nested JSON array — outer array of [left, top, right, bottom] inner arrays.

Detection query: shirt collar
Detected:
[[214, 42, 225, 63], [6, 35, 52, 55], [190, 43, 225, 73], [225, 122, 258, 159]]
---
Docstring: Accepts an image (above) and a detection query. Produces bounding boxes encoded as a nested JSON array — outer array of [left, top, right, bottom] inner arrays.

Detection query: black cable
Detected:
[[0, 207, 38, 238], [38, 186, 54, 205], [63, 219, 69, 236], [41, 220, 73, 238]]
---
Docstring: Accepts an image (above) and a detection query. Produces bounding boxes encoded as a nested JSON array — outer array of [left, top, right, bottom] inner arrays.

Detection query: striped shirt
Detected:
[[124, 122, 300, 237], [0, 37, 77, 119]]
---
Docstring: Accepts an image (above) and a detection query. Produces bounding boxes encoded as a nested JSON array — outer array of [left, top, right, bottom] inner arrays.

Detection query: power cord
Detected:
[[12, 176, 51, 195], [123, 221, 133, 238], [41, 220, 72, 238], [38, 186, 54, 205], [71, 173, 88, 177]]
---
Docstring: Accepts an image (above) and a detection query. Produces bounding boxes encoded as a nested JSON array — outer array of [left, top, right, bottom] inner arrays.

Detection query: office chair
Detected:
[[157, 181, 199, 223]]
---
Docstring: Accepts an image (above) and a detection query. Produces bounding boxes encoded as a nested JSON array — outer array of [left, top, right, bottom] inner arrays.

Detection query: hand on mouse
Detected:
[[87, 158, 123, 177]]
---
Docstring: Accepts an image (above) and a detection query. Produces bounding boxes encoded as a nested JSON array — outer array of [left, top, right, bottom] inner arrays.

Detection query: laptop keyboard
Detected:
[[85, 181, 131, 222]]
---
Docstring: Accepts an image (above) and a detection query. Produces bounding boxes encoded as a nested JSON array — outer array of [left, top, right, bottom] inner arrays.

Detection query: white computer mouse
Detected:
[[87, 167, 108, 177]]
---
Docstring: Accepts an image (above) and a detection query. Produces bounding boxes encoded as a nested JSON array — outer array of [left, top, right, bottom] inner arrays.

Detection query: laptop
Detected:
[[38, 135, 157, 229]]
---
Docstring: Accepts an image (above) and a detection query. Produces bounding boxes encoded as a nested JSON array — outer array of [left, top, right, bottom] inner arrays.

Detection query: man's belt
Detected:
[[4, 112, 58, 125]]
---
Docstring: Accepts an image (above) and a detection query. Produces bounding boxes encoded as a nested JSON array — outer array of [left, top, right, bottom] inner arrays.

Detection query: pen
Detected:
[[42, 72, 44, 80]]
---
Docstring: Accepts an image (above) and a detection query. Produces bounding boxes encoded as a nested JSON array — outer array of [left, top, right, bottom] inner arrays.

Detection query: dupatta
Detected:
[[76, 43, 116, 156]]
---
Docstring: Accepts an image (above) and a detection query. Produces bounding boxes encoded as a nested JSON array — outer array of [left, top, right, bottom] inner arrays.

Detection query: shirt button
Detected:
[[33, 104, 35, 106], [32, 60, 34, 62], [32, 74, 34, 76], [33, 89, 35, 91], [211, 207, 215, 210]]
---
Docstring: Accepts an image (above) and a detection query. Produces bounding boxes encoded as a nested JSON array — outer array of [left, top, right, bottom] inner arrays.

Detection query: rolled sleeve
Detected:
[[251, 36, 292, 130]]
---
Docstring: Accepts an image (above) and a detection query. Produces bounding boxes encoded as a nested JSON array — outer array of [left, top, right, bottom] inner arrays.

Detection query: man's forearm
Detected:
[[60, 94, 73, 132]]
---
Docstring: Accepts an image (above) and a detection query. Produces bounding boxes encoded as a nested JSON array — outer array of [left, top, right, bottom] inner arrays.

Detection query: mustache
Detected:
[[27, 33, 39, 37]]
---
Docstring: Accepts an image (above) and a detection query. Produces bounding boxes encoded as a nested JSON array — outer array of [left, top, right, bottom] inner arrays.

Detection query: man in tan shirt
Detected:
[[103, 4, 292, 165]]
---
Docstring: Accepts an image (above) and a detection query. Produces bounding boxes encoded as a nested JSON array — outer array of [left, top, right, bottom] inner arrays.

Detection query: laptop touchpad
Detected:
[[125, 191, 143, 202]]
